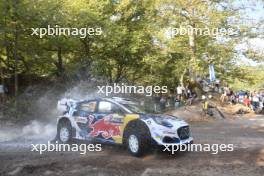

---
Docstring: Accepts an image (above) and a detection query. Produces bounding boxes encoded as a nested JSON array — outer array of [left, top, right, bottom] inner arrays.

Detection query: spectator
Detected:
[[259, 95, 263, 111], [168, 93, 174, 108], [174, 95, 181, 108], [243, 95, 250, 107], [153, 94, 160, 112], [215, 79, 220, 92], [220, 85, 229, 103], [186, 91, 196, 105], [251, 92, 260, 111], [229, 89, 236, 104], [186, 87, 192, 98], [160, 96, 166, 112], [176, 84, 185, 101]]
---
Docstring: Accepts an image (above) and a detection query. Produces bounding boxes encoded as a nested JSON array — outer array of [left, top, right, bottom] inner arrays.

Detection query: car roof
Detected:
[[78, 97, 137, 105]]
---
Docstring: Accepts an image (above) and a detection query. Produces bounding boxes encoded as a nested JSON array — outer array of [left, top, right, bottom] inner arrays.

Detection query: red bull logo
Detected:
[[88, 115, 121, 139]]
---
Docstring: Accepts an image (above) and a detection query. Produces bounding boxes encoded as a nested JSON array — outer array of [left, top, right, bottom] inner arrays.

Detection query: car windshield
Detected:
[[122, 103, 147, 114]]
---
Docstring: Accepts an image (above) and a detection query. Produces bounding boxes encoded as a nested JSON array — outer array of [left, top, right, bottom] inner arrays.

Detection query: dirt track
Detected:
[[0, 114, 264, 176]]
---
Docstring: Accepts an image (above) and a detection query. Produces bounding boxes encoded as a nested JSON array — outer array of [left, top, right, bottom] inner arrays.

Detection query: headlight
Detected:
[[153, 117, 173, 128]]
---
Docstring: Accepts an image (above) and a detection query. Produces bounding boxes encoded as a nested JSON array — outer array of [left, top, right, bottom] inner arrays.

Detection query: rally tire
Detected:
[[124, 121, 152, 157], [57, 120, 72, 143]]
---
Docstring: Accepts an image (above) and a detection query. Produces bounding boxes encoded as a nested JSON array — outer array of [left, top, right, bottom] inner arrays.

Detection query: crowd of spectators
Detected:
[[236, 90, 264, 113], [153, 84, 197, 112], [219, 85, 264, 113], [151, 78, 264, 114]]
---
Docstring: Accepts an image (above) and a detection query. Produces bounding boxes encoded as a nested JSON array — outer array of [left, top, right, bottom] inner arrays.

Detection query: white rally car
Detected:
[[57, 97, 193, 156]]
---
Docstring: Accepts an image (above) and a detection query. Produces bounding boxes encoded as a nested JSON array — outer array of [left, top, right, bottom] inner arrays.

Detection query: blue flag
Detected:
[[209, 64, 216, 82]]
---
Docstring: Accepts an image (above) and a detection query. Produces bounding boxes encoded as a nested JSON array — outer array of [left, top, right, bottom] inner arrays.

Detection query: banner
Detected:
[[209, 64, 216, 82]]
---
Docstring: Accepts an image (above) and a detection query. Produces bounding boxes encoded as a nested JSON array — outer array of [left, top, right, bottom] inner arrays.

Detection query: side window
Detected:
[[98, 101, 123, 114], [77, 101, 97, 116]]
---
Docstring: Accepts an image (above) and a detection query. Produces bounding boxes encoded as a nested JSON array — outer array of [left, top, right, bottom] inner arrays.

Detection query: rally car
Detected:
[[56, 97, 193, 156]]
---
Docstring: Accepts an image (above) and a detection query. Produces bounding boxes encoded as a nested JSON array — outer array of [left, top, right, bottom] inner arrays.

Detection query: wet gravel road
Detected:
[[0, 115, 264, 176]]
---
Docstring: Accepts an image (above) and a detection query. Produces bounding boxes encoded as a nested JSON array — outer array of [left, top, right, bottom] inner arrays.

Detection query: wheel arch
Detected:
[[122, 119, 151, 145], [57, 116, 72, 127], [57, 116, 76, 140]]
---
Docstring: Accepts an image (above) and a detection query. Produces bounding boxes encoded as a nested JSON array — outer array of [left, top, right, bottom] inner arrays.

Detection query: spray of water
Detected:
[[0, 80, 100, 143], [0, 80, 156, 143]]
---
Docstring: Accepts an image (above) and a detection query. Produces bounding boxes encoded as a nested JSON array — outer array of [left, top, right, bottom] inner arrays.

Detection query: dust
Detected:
[[21, 120, 57, 141], [62, 81, 102, 101], [0, 80, 101, 143], [0, 127, 21, 142]]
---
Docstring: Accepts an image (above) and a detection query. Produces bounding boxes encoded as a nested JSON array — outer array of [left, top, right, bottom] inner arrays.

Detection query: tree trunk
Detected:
[[0, 57, 4, 104], [180, 68, 187, 86], [13, 27, 19, 117], [81, 38, 91, 65], [14, 29, 18, 98], [187, 8, 204, 96], [56, 46, 64, 77], [188, 21, 197, 82]]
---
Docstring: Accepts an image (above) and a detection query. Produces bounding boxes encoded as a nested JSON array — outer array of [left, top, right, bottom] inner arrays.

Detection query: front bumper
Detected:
[[155, 137, 193, 146], [152, 132, 194, 146], [150, 125, 193, 146]]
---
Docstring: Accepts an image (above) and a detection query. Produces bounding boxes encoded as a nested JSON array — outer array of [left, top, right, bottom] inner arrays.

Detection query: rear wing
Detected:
[[57, 98, 78, 114]]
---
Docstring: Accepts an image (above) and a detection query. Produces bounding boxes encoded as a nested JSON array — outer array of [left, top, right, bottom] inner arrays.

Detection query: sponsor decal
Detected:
[[88, 115, 121, 139]]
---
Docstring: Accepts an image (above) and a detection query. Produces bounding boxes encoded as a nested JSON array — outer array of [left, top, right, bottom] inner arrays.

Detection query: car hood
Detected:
[[140, 113, 188, 127]]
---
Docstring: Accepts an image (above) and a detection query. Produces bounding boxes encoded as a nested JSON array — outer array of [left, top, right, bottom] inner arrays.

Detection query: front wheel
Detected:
[[124, 121, 152, 157], [128, 134, 140, 155], [57, 121, 72, 143], [126, 130, 151, 156]]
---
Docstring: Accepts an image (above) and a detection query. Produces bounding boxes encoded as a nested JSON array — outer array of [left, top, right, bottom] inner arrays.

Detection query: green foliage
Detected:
[[230, 66, 264, 91], [0, 0, 263, 92]]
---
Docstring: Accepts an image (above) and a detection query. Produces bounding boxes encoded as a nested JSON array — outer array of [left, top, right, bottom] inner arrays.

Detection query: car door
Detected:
[[73, 101, 97, 138], [88, 100, 125, 143]]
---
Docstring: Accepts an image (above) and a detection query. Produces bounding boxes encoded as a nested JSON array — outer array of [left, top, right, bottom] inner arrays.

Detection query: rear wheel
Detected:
[[57, 120, 72, 143]]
